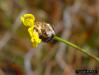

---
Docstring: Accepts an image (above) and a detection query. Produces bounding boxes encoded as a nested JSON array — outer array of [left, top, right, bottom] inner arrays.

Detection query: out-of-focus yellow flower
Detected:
[[21, 14, 41, 48], [21, 14, 35, 27], [28, 27, 41, 47], [31, 31, 41, 47], [28, 26, 34, 37]]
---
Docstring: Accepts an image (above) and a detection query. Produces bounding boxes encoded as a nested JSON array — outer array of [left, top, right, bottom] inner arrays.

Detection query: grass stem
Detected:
[[54, 36, 99, 62]]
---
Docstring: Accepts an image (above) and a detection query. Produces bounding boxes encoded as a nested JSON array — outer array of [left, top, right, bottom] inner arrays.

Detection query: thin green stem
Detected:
[[54, 36, 99, 62]]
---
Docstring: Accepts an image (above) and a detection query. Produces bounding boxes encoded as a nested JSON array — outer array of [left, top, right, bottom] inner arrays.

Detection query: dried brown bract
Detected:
[[34, 22, 55, 42]]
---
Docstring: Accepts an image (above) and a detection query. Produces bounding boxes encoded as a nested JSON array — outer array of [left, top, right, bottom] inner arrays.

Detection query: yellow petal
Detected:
[[30, 31, 42, 47], [21, 17, 24, 23], [20, 14, 35, 27], [24, 14, 35, 21], [28, 27, 34, 37]]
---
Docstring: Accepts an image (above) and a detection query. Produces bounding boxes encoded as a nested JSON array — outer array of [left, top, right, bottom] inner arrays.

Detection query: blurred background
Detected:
[[0, 0, 99, 75]]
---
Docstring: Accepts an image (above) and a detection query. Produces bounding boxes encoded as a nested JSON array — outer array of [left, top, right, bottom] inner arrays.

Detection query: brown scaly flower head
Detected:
[[21, 14, 55, 47], [34, 22, 55, 42]]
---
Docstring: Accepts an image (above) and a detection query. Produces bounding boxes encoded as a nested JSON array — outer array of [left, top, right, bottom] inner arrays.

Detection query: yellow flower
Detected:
[[30, 30, 41, 47], [28, 26, 34, 37], [21, 14, 35, 27], [28, 27, 41, 47], [20, 14, 42, 47]]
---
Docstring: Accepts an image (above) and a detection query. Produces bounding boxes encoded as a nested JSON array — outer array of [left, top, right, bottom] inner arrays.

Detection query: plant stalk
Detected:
[[54, 36, 99, 62]]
